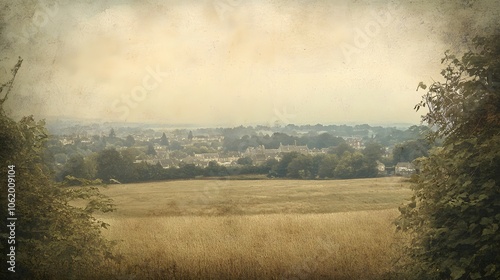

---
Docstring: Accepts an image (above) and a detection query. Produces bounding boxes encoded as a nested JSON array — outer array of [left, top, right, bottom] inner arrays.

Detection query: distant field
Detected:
[[95, 177, 413, 279], [97, 177, 412, 217]]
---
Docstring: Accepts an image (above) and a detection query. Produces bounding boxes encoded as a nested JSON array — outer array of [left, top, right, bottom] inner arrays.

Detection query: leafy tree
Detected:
[[287, 154, 313, 179], [333, 151, 371, 179], [309, 133, 344, 149], [263, 158, 279, 177], [160, 132, 169, 146], [120, 148, 140, 181], [60, 154, 93, 180], [407, 125, 432, 140], [133, 161, 163, 181], [124, 135, 135, 147], [237, 156, 253, 166], [362, 141, 384, 163], [275, 152, 300, 177], [330, 142, 355, 157], [108, 128, 116, 138], [350, 151, 366, 177], [54, 152, 69, 165], [317, 154, 339, 179], [96, 148, 126, 182], [84, 152, 99, 179], [188, 130, 193, 141], [392, 139, 431, 164], [169, 140, 183, 151], [185, 145, 211, 155], [334, 151, 355, 179], [132, 161, 152, 181], [310, 154, 325, 178], [122, 147, 141, 161], [204, 161, 227, 177], [356, 156, 378, 178], [397, 35, 500, 280], [178, 163, 202, 178], [0, 58, 117, 279], [146, 143, 157, 156]]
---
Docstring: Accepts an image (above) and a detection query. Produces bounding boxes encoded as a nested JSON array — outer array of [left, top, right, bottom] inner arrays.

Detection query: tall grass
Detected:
[[96, 177, 412, 217], [98, 209, 406, 279]]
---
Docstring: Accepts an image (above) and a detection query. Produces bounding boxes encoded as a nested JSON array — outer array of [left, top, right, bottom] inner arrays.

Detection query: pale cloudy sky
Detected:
[[0, 0, 498, 126]]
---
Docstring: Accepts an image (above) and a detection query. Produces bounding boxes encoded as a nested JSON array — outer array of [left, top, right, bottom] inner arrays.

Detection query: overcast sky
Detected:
[[1, 0, 498, 126]]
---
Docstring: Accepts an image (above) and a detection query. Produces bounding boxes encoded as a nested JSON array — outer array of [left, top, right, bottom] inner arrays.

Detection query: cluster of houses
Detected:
[[344, 137, 365, 150], [184, 152, 240, 167], [376, 161, 416, 176], [394, 162, 416, 176], [134, 144, 240, 168], [140, 142, 416, 177], [243, 143, 329, 164], [55, 132, 416, 176]]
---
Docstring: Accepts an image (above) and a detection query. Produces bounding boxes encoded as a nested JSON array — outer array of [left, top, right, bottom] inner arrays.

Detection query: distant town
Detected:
[[44, 121, 429, 184]]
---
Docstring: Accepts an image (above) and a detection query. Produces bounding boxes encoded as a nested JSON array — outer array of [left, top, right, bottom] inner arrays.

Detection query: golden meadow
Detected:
[[89, 177, 412, 279]]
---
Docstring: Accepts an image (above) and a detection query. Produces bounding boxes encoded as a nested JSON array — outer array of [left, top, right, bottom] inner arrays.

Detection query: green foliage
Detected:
[[60, 154, 95, 180], [184, 144, 215, 155], [96, 148, 137, 183], [0, 58, 118, 279], [397, 35, 500, 280], [334, 151, 358, 179], [204, 161, 227, 177], [146, 143, 157, 156], [222, 132, 346, 152], [160, 132, 169, 146], [362, 141, 384, 162], [62, 175, 103, 186], [330, 142, 355, 157], [275, 152, 300, 177], [317, 154, 339, 179], [392, 139, 431, 164], [169, 140, 183, 151], [96, 148, 126, 182], [287, 154, 313, 179], [333, 151, 377, 179], [177, 163, 203, 178], [124, 135, 135, 147], [237, 156, 253, 166], [0, 117, 118, 279]]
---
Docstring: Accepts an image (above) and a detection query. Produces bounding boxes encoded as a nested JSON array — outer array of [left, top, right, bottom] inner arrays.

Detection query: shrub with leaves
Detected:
[[0, 58, 118, 279], [396, 35, 500, 279]]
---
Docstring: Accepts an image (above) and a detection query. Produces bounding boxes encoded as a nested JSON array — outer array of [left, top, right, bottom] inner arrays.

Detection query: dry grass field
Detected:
[[95, 177, 412, 279], [97, 177, 412, 217]]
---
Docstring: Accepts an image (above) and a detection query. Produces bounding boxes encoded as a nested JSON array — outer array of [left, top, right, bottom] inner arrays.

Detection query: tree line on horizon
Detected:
[[47, 126, 433, 184], [59, 141, 392, 184]]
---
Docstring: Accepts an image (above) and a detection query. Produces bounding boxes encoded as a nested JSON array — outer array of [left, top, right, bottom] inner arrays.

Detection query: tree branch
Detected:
[[0, 56, 23, 108]]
